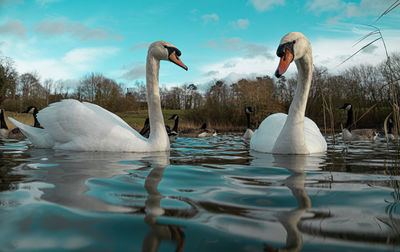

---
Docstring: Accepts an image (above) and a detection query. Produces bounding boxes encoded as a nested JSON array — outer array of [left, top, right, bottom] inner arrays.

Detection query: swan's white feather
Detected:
[[7, 118, 53, 147], [250, 113, 326, 154], [9, 99, 166, 152]]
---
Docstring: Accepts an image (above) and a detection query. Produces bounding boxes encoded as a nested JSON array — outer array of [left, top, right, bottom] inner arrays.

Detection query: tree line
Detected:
[[1, 52, 400, 131]]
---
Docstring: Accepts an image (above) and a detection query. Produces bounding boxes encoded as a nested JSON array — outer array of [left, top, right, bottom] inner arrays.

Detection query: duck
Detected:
[[8, 41, 188, 152], [250, 32, 327, 154], [339, 103, 376, 141], [243, 106, 254, 140], [179, 122, 217, 137]]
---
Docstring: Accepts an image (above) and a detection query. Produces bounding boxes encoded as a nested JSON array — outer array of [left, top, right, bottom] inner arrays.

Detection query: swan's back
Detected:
[[36, 100, 146, 151], [250, 113, 327, 154]]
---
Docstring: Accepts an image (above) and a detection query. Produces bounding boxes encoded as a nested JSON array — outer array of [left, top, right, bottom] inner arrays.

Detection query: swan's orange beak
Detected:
[[169, 51, 188, 71], [275, 49, 293, 78]]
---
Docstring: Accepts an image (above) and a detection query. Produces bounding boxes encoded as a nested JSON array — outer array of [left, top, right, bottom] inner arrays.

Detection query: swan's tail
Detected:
[[8, 117, 53, 148]]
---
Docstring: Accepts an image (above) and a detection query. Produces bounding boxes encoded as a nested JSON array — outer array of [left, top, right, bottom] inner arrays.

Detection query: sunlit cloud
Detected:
[[202, 37, 273, 59], [34, 18, 124, 41], [230, 19, 250, 30], [202, 13, 219, 24], [130, 42, 150, 51], [248, 0, 285, 12], [121, 64, 146, 80]]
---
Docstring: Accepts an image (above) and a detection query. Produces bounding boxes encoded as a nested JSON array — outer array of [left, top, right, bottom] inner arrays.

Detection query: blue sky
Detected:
[[1, 0, 399, 90]]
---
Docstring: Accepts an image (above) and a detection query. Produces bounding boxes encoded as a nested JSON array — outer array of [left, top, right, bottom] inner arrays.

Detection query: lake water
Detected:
[[0, 134, 399, 251]]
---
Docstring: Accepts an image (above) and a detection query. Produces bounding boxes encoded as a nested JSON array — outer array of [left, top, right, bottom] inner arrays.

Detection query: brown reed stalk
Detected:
[[384, 112, 393, 147]]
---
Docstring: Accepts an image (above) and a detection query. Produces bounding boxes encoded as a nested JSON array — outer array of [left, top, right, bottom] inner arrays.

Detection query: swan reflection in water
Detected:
[[141, 152, 185, 252], [12, 149, 186, 252], [250, 152, 323, 252]]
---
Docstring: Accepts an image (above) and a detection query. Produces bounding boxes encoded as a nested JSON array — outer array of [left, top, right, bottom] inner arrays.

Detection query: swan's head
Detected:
[[148, 41, 188, 70], [245, 106, 254, 114], [339, 103, 352, 111], [275, 32, 311, 78]]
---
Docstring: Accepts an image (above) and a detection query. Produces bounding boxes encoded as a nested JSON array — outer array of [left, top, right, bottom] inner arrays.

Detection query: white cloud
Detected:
[[202, 37, 273, 59], [130, 42, 150, 51], [200, 56, 278, 84], [306, 0, 388, 18], [0, 20, 27, 38], [35, 0, 62, 6], [121, 64, 146, 80], [248, 0, 285, 12], [202, 13, 219, 24], [231, 19, 250, 30], [1, 38, 121, 81], [34, 18, 124, 41], [62, 47, 119, 69]]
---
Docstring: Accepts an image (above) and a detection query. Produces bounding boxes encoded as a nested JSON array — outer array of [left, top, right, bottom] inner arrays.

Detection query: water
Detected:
[[0, 135, 399, 251]]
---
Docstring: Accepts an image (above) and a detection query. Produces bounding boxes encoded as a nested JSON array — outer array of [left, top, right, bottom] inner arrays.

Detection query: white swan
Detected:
[[9, 41, 188, 152], [250, 32, 327, 154]]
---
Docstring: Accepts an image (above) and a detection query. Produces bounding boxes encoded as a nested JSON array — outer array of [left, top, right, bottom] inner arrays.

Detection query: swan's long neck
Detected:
[[289, 54, 312, 125], [273, 50, 313, 154], [0, 110, 8, 130], [146, 55, 169, 147]]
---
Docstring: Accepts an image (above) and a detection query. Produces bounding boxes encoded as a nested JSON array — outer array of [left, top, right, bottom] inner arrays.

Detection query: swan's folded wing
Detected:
[[304, 116, 327, 153], [250, 113, 287, 153], [37, 99, 143, 144], [8, 118, 54, 148], [82, 101, 138, 134]]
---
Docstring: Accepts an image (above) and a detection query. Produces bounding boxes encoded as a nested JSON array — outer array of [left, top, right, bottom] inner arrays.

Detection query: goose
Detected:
[[8, 41, 188, 152], [1, 107, 42, 139], [139, 114, 179, 140], [250, 32, 327, 154], [243, 106, 254, 140], [168, 114, 179, 136], [0, 108, 25, 139], [339, 103, 376, 141], [179, 122, 217, 137], [386, 117, 395, 141], [23, 105, 42, 128]]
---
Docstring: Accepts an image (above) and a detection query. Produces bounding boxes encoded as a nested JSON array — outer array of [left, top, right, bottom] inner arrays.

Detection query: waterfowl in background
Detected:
[[9, 41, 188, 152], [168, 114, 179, 136], [23, 106, 42, 128], [0, 109, 25, 139], [250, 32, 327, 154], [1, 106, 42, 140], [139, 114, 179, 141], [386, 117, 395, 141], [139, 118, 150, 138], [339, 103, 376, 141], [179, 123, 217, 137], [243, 106, 254, 140]]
